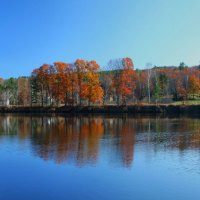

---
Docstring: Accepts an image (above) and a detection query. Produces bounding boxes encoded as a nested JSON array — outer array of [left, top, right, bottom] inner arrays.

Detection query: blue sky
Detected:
[[0, 0, 200, 78]]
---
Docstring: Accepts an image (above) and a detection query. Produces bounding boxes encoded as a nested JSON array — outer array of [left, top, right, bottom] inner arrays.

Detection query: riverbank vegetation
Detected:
[[0, 58, 200, 106]]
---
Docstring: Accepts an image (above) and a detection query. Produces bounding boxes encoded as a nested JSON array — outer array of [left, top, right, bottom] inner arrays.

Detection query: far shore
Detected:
[[0, 104, 200, 115]]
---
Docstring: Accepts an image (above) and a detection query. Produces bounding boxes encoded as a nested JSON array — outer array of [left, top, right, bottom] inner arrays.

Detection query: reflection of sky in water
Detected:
[[0, 115, 200, 200]]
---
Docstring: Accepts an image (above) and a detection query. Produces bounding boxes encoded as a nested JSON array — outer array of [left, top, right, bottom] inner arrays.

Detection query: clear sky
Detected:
[[0, 0, 200, 78]]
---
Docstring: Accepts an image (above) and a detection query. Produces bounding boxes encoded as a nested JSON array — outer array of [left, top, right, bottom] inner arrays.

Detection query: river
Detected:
[[0, 114, 200, 200]]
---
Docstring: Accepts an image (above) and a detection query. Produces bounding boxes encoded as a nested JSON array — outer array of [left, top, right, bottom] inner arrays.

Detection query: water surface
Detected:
[[0, 114, 200, 200]]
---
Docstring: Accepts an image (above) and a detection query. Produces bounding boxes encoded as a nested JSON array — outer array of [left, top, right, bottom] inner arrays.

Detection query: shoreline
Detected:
[[0, 105, 199, 115]]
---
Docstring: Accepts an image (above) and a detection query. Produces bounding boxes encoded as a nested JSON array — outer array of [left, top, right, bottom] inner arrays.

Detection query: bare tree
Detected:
[[146, 63, 152, 103]]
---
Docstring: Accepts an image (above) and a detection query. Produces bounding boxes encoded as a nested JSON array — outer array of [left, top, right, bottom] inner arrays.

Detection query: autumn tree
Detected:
[[31, 64, 50, 106], [176, 79, 187, 100], [67, 63, 78, 105], [188, 75, 200, 99], [108, 58, 135, 105], [120, 58, 136, 105], [74, 59, 87, 105], [51, 62, 69, 105], [85, 61, 104, 105], [169, 68, 187, 100], [108, 58, 123, 105]]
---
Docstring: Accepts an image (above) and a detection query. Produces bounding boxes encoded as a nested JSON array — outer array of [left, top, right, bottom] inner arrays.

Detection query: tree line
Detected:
[[0, 58, 200, 106]]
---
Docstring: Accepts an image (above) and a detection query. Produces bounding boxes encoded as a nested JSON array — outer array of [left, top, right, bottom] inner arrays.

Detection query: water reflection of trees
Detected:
[[0, 115, 200, 167], [29, 116, 135, 167], [30, 116, 105, 166], [134, 117, 200, 150]]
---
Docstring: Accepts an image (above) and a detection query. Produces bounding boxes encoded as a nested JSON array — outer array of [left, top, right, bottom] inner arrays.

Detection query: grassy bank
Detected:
[[171, 100, 200, 105]]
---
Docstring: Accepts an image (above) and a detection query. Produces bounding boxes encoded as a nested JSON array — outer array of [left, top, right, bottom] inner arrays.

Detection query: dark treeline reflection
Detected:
[[0, 115, 200, 167]]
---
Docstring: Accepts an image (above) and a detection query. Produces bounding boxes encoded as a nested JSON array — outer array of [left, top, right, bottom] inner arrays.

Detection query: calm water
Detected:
[[0, 114, 200, 200]]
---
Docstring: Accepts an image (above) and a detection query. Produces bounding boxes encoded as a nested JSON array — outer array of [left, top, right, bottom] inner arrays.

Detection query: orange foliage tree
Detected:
[[74, 59, 88, 105], [31, 64, 50, 106], [75, 59, 104, 105], [109, 57, 136, 105], [121, 58, 136, 105], [52, 62, 69, 105], [85, 61, 104, 105], [188, 75, 200, 99]]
